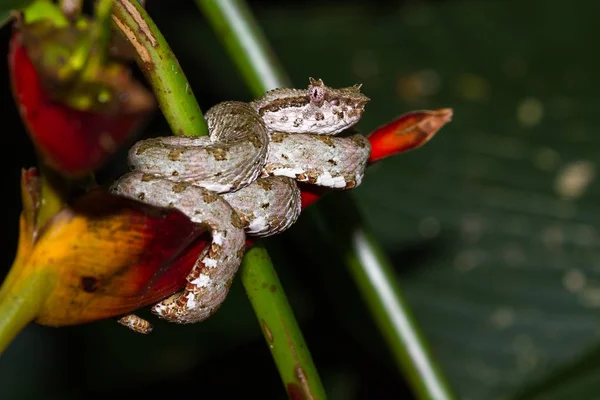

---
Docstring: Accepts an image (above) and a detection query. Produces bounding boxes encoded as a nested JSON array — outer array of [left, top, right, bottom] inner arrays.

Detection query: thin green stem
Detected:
[[314, 193, 458, 400], [195, 0, 290, 95], [197, 1, 457, 398], [349, 232, 456, 399], [241, 244, 326, 399], [111, 0, 207, 137]]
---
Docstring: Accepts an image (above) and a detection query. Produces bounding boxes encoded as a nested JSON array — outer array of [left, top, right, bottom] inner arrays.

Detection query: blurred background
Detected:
[[2, 0, 600, 399]]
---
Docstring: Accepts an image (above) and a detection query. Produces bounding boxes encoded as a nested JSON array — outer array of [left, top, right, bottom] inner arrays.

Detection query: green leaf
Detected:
[[514, 345, 600, 399]]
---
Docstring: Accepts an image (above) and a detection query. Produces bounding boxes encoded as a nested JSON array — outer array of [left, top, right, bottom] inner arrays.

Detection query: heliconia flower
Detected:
[[4, 168, 209, 328], [9, 18, 156, 177]]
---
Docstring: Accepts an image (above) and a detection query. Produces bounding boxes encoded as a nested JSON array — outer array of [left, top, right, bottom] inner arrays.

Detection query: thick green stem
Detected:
[[241, 245, 326, 399], [110, 10, 321, 395], [111, 0, 207, 137], [110, 8, 320, 392]]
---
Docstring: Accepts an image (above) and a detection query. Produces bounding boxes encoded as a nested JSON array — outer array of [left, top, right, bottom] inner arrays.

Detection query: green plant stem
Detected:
[[197, 2, 327, 396], [111, 8, 321, 397], [241, 244, 326, 399], [111, 0, 207, 137], [349, 232, 455, 399], [195, 0, 290, 94], [315, 193, 458, 400], [197, 1, 457, 398], [0, 262, 46, 354]]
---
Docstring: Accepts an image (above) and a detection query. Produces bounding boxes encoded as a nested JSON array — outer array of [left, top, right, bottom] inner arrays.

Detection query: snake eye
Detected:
[[309, 86, 325, 104]]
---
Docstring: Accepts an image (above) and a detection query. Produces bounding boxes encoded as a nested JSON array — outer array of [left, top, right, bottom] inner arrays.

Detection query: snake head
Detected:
[[305, 77, 371, 135], [253, 78, 370, 135]]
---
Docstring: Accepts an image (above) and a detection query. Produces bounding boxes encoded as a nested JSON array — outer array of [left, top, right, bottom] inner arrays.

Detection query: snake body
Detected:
[[111, 78, 371, 332]]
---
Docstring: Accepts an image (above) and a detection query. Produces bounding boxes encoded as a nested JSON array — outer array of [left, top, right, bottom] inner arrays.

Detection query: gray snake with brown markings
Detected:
[[111, 78, 371, 333]]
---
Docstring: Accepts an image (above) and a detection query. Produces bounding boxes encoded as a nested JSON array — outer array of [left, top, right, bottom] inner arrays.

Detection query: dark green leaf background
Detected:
[[1, 1, 599, 399]]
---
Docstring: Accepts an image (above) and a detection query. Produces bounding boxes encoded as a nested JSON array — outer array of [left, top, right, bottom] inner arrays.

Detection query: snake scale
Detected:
[[111, 78, 371, 333]]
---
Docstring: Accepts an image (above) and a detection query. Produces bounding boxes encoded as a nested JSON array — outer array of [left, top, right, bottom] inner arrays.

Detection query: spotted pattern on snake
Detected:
[[111, 78, 371, 333]]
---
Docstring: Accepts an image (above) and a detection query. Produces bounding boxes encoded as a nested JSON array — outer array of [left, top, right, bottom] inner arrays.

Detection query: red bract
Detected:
[[368, 108, 453, 163], [9, 27, 155, 176], [46, 190, 210, 324], [300, 185, 326, 210]]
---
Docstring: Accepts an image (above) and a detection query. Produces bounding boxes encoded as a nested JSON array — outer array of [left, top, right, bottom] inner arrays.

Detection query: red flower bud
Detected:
[[368, 108, 453, 163], [9, 19, 156, 176]]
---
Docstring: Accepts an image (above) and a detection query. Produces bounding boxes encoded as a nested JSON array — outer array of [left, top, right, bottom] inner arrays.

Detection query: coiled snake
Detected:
[[111, 78, 371, 333]]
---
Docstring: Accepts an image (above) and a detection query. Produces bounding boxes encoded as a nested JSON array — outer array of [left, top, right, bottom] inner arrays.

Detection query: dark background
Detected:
[[2, 0, 600, 399]]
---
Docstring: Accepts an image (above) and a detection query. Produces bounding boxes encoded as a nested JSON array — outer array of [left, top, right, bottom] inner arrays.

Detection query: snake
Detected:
[[111, 78, 371, 333]]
